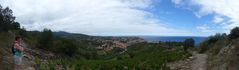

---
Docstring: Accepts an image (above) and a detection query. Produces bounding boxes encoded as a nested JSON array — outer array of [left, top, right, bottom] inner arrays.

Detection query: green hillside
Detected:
[[0, 5, 193, 70], [37, 43, 191, 70]]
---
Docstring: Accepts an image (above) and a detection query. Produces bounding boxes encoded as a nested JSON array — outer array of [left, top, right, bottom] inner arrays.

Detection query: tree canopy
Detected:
[[37, 29, 54, 49], [0, 5, 20, 32], [183, 38, 195, 51], [228, 27, 239, 40]]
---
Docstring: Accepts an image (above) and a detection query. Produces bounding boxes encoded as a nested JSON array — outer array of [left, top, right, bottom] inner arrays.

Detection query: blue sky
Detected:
[[149, 0, 217, 36], [1, 0, 238, 36]]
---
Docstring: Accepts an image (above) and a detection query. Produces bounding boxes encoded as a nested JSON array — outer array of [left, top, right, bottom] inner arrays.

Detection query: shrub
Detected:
[[183, 38, 195, 51], [37, 28, 53, 50], [199, 33, 227, 53], [57, 38, 78, 57], [228, 27, 239, 40]]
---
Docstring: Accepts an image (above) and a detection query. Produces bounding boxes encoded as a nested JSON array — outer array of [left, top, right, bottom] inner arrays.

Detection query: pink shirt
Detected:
[[14, 41, 23, 51]]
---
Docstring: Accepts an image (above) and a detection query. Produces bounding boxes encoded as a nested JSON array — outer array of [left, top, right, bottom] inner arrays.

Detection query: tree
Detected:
[[0, 5, 20, 32], [228, 27, 239, 40], [198, 33, 227, 53], [12, 22, 20, 30], [58, 38, 78, 57], [37, 28, 54, 49], [18, 28, 27, 37], [207, 33, 227, 43], [183, 38, 195, 51]]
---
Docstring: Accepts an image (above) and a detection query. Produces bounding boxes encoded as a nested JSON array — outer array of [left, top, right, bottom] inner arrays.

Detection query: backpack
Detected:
[[11, 43, 16, 54], [11, 43, 21, 55]]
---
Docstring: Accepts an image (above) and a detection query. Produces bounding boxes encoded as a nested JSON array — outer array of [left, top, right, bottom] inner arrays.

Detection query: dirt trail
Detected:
[[191, 52, 208, 70], [167, 52, 208, 70]]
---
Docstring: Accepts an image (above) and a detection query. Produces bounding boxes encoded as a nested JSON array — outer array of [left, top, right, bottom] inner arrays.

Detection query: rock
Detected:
[[186, 59, 190, 61], [185, 61, 188, 64], [26, 67, 35, 70]]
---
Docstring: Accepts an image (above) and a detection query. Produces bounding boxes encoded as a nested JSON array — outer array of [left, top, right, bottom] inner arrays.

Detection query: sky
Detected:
[[0, 0, 238, 36]]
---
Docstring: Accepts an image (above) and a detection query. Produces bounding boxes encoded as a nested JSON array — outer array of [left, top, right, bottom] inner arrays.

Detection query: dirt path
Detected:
[[191, 53, 208, 70], [167, 52, 208, 70]]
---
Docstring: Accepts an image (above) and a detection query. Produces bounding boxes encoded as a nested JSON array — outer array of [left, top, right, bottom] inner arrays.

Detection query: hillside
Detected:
[[53, 31, 91, 39], [206, 38, 239, 70], [197, 27, 239, 70], [0, 32, 15, 70], [53, 31, 146, 51], [0, 28, 194, 70], [0, 31, 194, 70], [36, 43, 191, 70]]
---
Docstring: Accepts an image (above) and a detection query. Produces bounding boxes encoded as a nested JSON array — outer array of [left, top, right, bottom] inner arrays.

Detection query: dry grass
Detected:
[[207, 38, 239, 70], [0, 32, 15, 70]]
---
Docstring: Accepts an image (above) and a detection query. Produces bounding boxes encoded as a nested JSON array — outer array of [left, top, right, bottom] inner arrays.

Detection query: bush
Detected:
[[56, 38, 78, 57], [37, 28, 53, 50], [228, 27, 239, 40], [183, 38, 195, 51], [199, 33, 227, 53], [17, 28, 27, 37], [199, 41, 210, 53]]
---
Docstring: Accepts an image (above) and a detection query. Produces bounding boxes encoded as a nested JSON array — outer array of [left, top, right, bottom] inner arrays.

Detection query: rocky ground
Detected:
[[167, 52, 208, 70], [0, 32, 56, 70], [0, 42, 36, 70]]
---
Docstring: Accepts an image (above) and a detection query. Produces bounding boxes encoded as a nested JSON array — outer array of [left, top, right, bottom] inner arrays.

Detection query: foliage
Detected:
[[17, 28, 27, 37], [199, 33, 227, 53], [158, 41, 184, 47], [41, 43, 191, 70], [228, 27, 239, 40], [37, 29, 54, 50], [183, 38, 195, 51], [53, 38, 78, 57], [0, 5, 20, 32]]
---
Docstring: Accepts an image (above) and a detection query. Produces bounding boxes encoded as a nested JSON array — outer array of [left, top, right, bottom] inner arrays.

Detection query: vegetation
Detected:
[[0, 5, 193, 70], [158, 41, 184, 47], [198, 33, 227, 53], [38, 43, 191, 70], [228, 27, 239, 40], [198, 26, 239, 53], [0, 6, 20, 32], [198, 27, 239, 70], [183, 38, 195, 51], [37, 29, 54, 50]]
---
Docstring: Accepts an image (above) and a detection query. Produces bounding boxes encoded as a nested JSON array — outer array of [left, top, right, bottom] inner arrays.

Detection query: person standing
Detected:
[[13, 36, 24, 70]]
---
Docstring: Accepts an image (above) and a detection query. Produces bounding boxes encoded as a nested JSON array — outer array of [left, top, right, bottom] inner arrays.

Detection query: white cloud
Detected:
[[213, 16, 224, 24], [196, 24, 213, 33], [172, 0, 183, 5], [171, 0, 239, 33], [190, 0, 239, 32], [0, 0, 186, 36]]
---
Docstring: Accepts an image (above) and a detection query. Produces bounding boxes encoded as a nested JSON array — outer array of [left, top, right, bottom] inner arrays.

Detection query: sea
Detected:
[[141, 36, 208, 45]]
